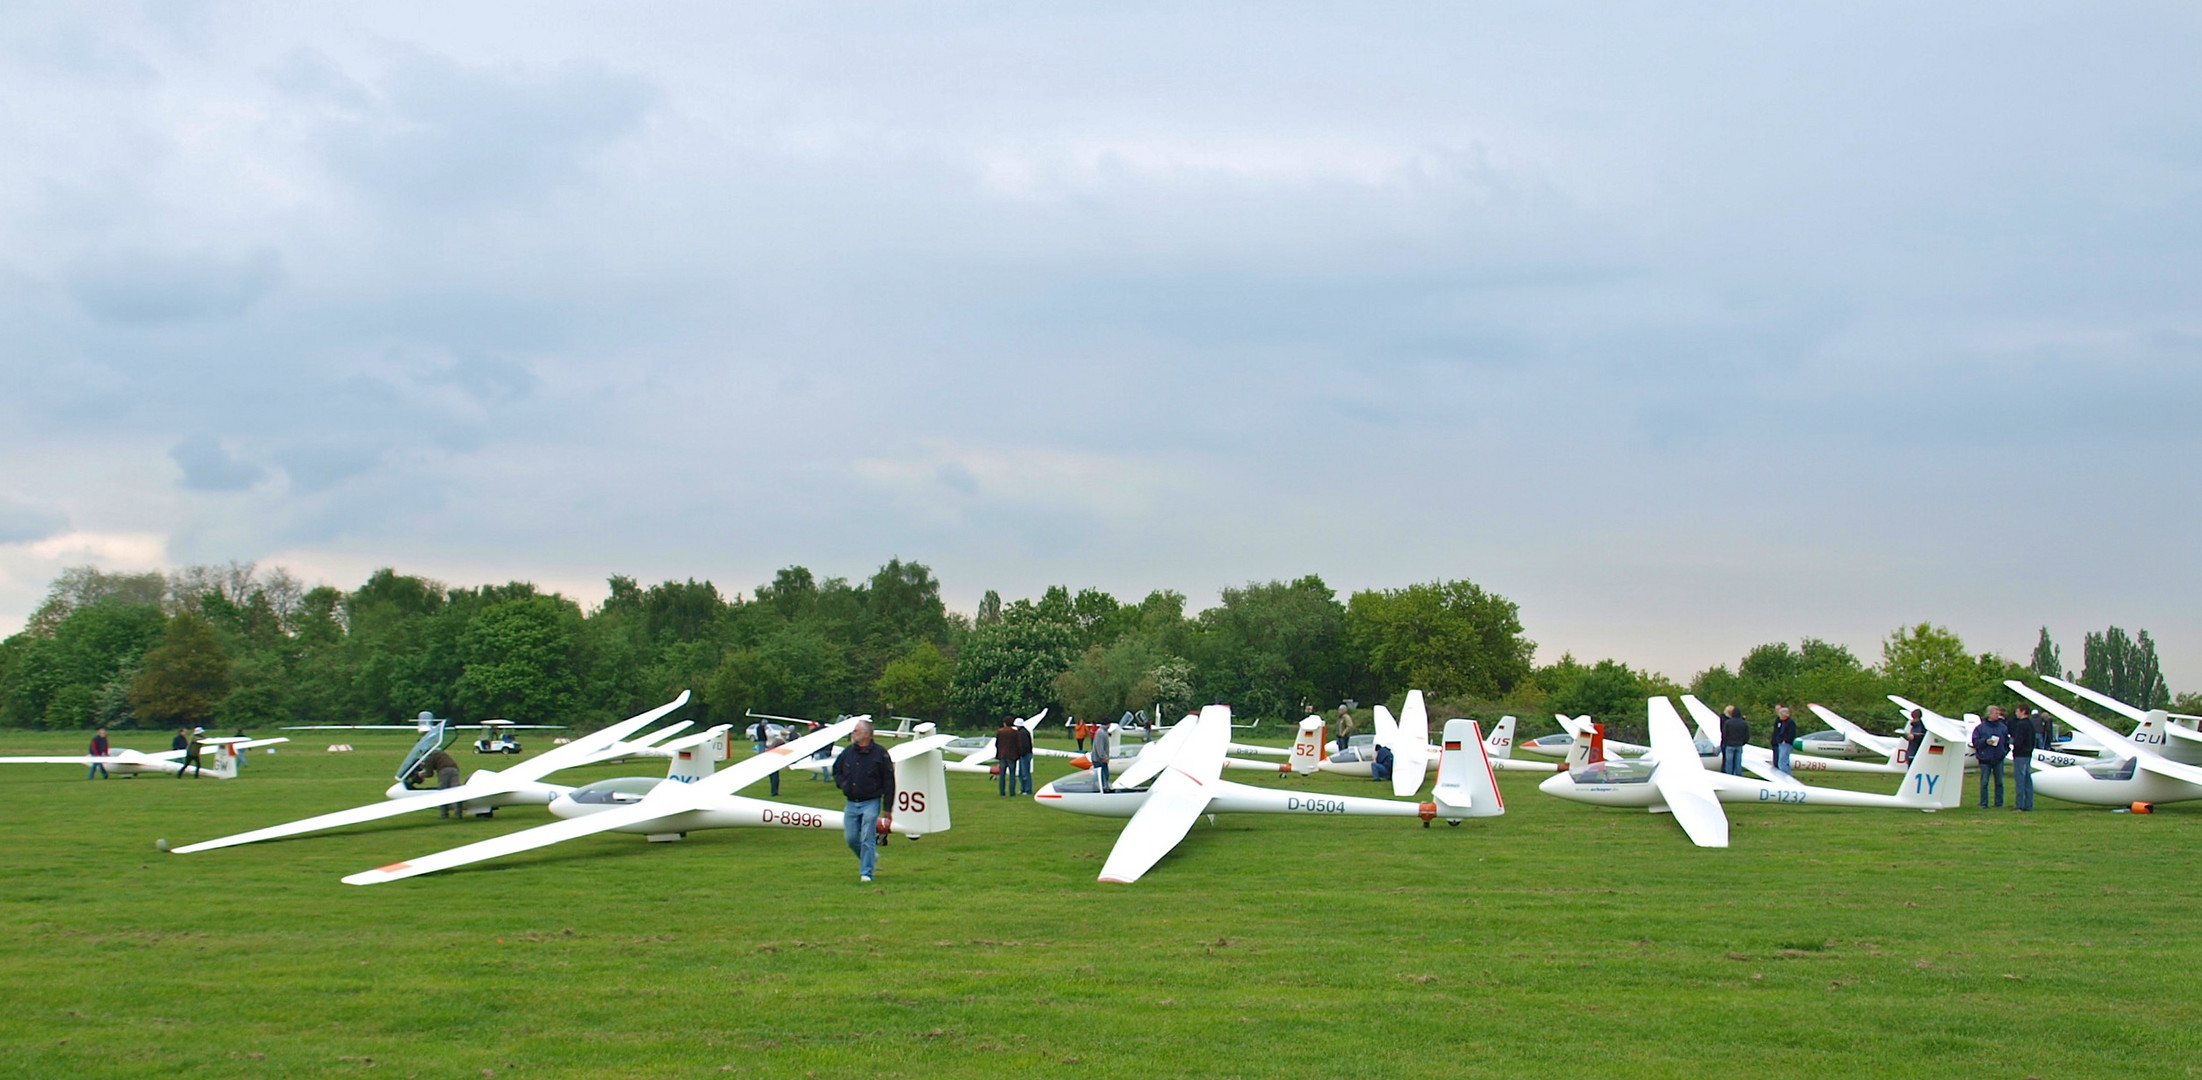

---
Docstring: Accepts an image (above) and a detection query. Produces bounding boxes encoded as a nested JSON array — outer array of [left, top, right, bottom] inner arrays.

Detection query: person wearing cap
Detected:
[[1718, 706, 1750, 776], [1091, 722, 1116, 790], [1013, 718, 1034, 795], [765, 727, 787, 796], [1770, 705, 1798, 775]]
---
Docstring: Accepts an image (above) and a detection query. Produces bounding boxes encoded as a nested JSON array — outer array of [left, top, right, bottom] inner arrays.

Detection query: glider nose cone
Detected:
[[546, 793, 582, 820], [1537, 771, 1574, 799], [383, 782, 410, 800]]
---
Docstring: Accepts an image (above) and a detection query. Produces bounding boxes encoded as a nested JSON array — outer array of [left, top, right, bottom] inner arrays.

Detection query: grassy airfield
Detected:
[[0, 728, 2196, 1079]]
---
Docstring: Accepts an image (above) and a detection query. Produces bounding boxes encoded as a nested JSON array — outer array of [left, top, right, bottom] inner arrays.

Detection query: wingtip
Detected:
[[341, 861, 411, 886]]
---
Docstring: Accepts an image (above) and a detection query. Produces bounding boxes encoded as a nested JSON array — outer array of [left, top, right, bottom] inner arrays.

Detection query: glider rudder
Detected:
[[1433, 718, 1504, 821]]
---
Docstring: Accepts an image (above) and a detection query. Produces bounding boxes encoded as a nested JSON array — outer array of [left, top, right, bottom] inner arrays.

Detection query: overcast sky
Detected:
[[2, 2, 2196, 685]]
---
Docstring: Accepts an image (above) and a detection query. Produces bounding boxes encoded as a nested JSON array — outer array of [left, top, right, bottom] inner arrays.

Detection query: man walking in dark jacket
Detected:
[[1972, 708, 2010, 808], [1719, 706, 1750, 776], [88, 729, 111, 779], [1770, 705, 1798, 775], [2008, 704, 2038, 811], [832, 721, 895, 883]]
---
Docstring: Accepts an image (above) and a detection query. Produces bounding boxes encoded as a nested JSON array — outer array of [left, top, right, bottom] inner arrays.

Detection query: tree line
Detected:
[[0, 560, 2187, 741]]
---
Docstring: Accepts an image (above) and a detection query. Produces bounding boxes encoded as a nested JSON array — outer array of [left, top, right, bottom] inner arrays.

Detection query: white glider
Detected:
[[2040, 676, 2202, 765], [939, 710, 1083, 775], [1678, 696, 1909, 776], [0, 736, 288, 779], [1033, 706, 1504, 883], [283, 711, 565, 733], [1539, 697, 1967, 848], [2005, 680, 2202, 808], [169, 692, 695, 853], [1320, 696, 1542, 779], [340, 721, 956, 885]]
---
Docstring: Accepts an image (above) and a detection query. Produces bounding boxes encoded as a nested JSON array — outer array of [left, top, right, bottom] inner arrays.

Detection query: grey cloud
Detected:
[[305, 47, 656, 211], [278, 442, 385, 494], [434, 353, 539, 406], [169, 435, 265, 492], [65, 248, 283, 325], [2, 4, 2199, 676], [0, 496, 67, 544]]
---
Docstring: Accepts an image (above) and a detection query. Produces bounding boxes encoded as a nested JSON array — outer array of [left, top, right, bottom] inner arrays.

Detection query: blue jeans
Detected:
[[1017, 753, 1033, 795], [998, 761, 1014, 796], [1978, 759, 2004, 807], [2012, 753, 2033, 810], [1721, 746, 1744, 775], [88, 761, 107, 779], [843, 797, 881, 878], [1772, 742, 1792, 774]]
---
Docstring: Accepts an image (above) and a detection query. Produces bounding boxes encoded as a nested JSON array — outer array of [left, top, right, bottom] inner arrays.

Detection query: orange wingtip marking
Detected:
[[1097, 875, 1131, 883], [373, 862, 411, 873]]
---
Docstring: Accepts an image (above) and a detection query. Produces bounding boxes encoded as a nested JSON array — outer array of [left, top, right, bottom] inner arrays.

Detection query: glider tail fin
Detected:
[[890, 742, 952, 838], [1896, 730, 1965, 808], [1289, 716, 1326, 775], [1563, 729, 1597, 768], [1433, 719, 1504, 820], [1484, 715, 1517, 760], [208, 742, 241, 779], [664, 725, 732, 783]]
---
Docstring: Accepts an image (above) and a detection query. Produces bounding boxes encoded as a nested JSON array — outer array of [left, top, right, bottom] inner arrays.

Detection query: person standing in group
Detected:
[[2031, 706, 2056, 756], [2008, 704, 2038, 811], [1770, 705, 1798, 775], [1335, 705, 1356, 751], [1072, 719, 1088, 753], [1719, 706, 1750, 776], [831, 720, 895, 883], [751, 720, 770, 756], [1902, 709, 1927, 764], [87, 728, 110, 780], [1090, 722, 1115, 790], [1015, 718, 1035, 796], [993, 716, 1021, 797], [174, 727, 205, 779], [1972, 707, 2010, 808], [765, 727, 787, 797]]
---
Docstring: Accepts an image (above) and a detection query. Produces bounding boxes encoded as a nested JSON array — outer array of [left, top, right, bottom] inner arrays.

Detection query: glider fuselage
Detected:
[[1033, 771, 1429, 820], [2030, 760, 2202, 806]]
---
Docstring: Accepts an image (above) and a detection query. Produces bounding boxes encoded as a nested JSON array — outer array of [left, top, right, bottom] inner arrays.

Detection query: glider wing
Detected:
[[1097, 705, 1232, 883], [1648, 697, 1728, 849]]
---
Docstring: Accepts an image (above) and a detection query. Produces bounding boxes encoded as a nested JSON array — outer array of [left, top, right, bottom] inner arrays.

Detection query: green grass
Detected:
[[1, 729, 2197, 1078]]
